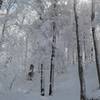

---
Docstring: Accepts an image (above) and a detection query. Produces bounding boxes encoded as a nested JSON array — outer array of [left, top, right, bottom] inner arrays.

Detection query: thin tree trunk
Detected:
[[40, 64, 45, 96], [91, 0, 100, 87], [49, 0, 57, 96], [73, 46, 75, 64], [9, 74, 17, 90], [0, 0, 3, 9], [0, 10, 9, 48], [49, 22, 56, 96], [36, 0, 45, 73], [83, 33, 86, 64], [24, 32, 28, 72], [73, 0, 86, 100]]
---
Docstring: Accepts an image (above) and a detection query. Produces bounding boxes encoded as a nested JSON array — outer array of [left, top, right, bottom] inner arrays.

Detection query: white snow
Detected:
[[0, 63, 99, 100], [0, 65, 80, 100]]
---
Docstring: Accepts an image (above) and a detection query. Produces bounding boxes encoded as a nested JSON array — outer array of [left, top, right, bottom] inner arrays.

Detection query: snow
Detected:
[[0, 64, 99, 100], [85, 63, 99, 98], [0, 64, 80, 100]]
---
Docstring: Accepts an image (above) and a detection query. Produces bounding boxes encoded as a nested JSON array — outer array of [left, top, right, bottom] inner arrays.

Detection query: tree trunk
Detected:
[[73, 0, 86, 100], [91, 0, 100, 87], [24, 32, 28, 72], [49, 0, 57, 96], [49, 22, 56, 96], [41, 64, 45, 96], [0, 0, 3, 9], [83, 33, 86, 63]]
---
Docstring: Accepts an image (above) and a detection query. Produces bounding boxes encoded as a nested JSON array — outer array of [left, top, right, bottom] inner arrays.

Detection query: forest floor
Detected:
[[0, 64, 100, 100]]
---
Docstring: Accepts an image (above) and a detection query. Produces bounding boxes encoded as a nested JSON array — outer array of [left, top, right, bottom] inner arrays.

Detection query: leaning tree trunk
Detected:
[[73, 0, 86, 100], [91, 0, 100, 87]]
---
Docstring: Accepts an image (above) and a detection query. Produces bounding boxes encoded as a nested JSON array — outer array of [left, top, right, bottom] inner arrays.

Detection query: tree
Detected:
[[91, 0, 100, 87], [0, 0, 3, 9], [0, 0, 16, 49], [73, 0, 86, 100], [40, 64, 45, 96], [49, 0, 57, 96]]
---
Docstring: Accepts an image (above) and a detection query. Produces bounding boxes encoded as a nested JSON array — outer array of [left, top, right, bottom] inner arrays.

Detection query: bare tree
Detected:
[[73, 0, 86, 100], [49, 0, 57, 96], [49, 22, 56, 96], [91, 0, 100, 87], [0, 0, 16, 49]]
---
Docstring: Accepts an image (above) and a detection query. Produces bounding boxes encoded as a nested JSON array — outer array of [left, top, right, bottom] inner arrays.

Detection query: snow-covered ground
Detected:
[[0, 64, 100, 100]]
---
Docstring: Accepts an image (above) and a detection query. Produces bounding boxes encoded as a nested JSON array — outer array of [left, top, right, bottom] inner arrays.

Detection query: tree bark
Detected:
[[49, 0, 57, 96], [73, 0, 86, 100], [49, 22, 56, 96], [91, 0, 100, 87], [0, 0, 3, 9], [41, 64, 45, 96]]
